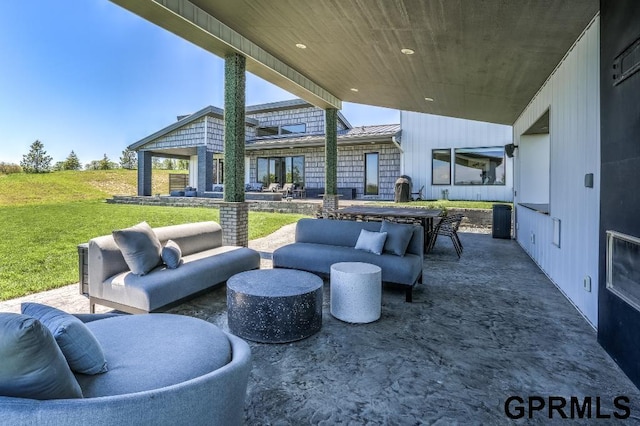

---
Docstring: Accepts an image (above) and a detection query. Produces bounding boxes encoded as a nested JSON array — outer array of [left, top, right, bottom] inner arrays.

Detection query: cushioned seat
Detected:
[[76, 314, 231, 397], [0, 312, 252, 426], [273, 219, 423, 302]]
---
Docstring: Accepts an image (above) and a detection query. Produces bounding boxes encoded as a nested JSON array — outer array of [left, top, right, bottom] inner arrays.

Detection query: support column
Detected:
[[222, 52, 248, 246], [323, 108, 339, 212], [197, 146, 213, 195], [138, 151, 152, 196]]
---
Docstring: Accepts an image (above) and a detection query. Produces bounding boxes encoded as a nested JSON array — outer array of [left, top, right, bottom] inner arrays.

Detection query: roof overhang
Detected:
[[110, 0, 599, 125]]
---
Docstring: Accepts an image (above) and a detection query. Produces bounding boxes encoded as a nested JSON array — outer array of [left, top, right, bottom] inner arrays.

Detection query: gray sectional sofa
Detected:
[[273, 218, 424, 301], [88, 221, 260, 314], [0, 311, 251, 426]]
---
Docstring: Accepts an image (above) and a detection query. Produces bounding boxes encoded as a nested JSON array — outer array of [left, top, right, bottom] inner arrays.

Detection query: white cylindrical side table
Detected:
[[330, 262, 382, 323]]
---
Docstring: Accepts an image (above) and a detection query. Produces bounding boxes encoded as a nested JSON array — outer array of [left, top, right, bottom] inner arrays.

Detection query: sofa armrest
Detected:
[[88, 235, 129, 299]]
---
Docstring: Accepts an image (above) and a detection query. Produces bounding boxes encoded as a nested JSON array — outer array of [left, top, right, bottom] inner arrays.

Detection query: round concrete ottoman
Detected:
[[227, 269, 323, 343], [330, 262, 382, 323]]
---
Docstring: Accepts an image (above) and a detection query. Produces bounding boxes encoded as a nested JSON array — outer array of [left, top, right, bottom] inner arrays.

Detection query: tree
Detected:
[[20, 140, 52, 173], [99, 154, 113, 170], [177, 159, 189, 170], [63, 150, 82, 170], [162, 158, 175, 170], [120, 148, 137, 170]]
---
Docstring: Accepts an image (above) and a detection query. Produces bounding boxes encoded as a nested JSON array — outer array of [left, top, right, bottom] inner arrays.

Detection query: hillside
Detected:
[[0, 169, 185, 207]]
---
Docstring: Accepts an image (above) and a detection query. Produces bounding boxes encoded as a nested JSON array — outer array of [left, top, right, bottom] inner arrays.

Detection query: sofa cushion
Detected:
[[77, 314, 232, 397], [273, 242, 422, 286], [0, 313, 83, 400], [21, 303, 108, 375], [112, 221, 162, 275], [101, 246, 261, 312], [381, 221, 414, 256], [355, 229, 387, 255], [161, 239, 183, 269]]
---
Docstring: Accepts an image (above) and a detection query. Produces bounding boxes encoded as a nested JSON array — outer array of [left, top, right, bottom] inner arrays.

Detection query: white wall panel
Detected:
[[513, 17, 600, 327], [401, 112, 513, 201]]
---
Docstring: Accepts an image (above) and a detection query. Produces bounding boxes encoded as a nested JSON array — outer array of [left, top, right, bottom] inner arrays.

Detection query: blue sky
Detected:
[[0, 1, 398, 167]]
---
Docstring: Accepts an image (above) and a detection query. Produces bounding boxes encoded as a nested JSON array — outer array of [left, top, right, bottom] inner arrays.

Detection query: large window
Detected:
[[257, 156, 305, 187], [432, 149, 451, 185], [454, 147, 505, 185], [365, 152, 379, 195], [257, 123, 306, 137]]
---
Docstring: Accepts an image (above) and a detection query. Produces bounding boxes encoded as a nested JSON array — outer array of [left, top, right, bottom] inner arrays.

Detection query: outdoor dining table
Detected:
[[334, 206, 442, 252]]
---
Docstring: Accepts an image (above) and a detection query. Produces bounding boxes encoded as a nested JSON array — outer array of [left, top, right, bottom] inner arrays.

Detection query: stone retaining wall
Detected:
[[107, 196, 498, 229]]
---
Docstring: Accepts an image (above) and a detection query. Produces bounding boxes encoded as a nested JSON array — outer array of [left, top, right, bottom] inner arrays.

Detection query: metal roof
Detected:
[[246, 124, 400, 150]]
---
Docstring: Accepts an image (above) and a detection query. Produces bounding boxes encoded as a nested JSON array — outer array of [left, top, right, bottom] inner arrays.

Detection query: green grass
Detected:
[[0, 170, 305, 301]]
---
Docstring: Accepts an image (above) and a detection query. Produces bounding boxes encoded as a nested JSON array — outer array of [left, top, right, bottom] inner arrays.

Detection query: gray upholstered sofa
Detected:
[[88, 221, 260, 314], [272, 218, 424, 301], [0, 311, 251, 426]]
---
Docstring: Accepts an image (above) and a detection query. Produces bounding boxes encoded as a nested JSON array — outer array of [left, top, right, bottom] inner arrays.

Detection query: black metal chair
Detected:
[[428, 213, 464, 258]]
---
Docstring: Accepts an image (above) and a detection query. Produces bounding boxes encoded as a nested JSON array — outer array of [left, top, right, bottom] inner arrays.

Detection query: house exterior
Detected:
[[401, 112, 513, 202], [130, 99, 402, 200], [131, 99, 515, 202]]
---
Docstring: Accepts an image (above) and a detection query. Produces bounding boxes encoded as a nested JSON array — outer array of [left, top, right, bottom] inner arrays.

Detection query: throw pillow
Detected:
[[0, 313, 83, 400], [354, 229, 388, 255], [380, 221, 414, 256], [112, 221, 162, 275], [162, 239, 183, 269], [21, 303, 108, 375]]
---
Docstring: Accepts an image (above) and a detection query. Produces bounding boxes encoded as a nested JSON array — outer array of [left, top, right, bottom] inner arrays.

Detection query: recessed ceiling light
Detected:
[[350, 88, 359, 92], [295, 43, 307, 49], [424, 97, 434, 102], [401, 48, 415, 55]]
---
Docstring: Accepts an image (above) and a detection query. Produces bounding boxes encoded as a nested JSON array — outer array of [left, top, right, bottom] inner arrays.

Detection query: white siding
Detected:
[[513, 17, 600, 327], [400, 112, 513, 201]]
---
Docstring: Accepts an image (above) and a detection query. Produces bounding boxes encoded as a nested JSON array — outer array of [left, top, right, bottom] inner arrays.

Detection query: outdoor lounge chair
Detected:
[[266, 183, 280, 192], [280, 183, 294, 197]]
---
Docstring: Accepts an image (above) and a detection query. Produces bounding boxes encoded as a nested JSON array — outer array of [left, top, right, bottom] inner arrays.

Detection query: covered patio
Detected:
[[3, 230, 638, 422]]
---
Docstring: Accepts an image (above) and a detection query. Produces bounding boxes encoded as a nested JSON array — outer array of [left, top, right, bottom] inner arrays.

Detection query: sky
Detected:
[[0, 1, 399, 167]]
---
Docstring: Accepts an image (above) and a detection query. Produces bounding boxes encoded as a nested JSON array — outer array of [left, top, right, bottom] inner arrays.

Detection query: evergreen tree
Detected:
[[20, 140, 52, 173], [120, 148, 137, 170], [162, 158, 175, 170], [98, 154, 112, 170], [177, 159, 189, 170], [63, 150, 82, 170]]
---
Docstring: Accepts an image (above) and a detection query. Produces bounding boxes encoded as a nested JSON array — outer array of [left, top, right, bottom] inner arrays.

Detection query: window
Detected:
[[281, 124, 306, 134], [256, 156, 305, 187], [365, 152, 379, 195], [256, 126, 278, 137], [454, 147, 505, 185], [213, 159, 224, 184], [256, 123, 306, 137], [432, 149, 451, 185]]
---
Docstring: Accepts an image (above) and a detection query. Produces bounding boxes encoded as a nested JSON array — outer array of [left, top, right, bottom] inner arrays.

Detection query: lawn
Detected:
[[0, 170, 306, 301]]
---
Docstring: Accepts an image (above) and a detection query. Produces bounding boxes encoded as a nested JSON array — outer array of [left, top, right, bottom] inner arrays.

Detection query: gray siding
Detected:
[[144, 118, 206, 150], [248, 106, 325, 134]]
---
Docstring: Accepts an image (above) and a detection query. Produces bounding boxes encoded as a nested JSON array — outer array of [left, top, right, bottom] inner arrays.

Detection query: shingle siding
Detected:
[[246, 143, 400, 200]]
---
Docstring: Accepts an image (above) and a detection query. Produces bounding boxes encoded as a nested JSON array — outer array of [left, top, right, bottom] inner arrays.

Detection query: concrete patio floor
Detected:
[[2, 227, 639, 424]]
